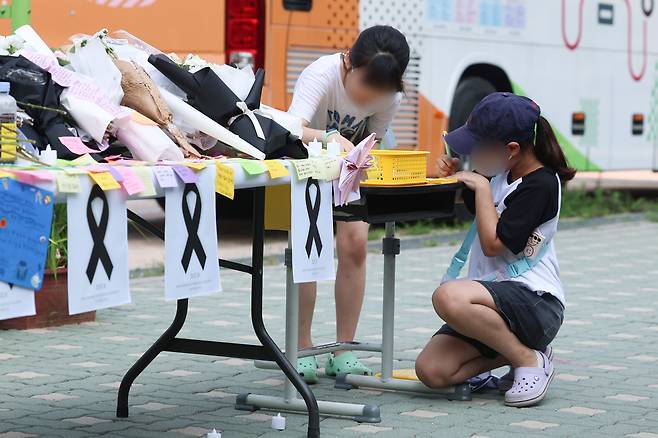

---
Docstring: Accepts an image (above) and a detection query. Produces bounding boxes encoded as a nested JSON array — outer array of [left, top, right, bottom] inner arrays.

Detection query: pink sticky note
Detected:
[[13, 170, 55, 184], [172, 165, 198, 184], [114, 166, 145, 196], [59, 136, 100, 155]]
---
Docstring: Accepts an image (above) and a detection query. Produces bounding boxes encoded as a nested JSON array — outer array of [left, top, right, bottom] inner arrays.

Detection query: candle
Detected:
[[271, 413, 286, 431], [326, 139, 341, 157], [307, 137, 322, 157], [39, 145, 57, 166]]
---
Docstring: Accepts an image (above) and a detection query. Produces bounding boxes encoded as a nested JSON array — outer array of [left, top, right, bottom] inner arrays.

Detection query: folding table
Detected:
[[114, 163, 322, 438], [242, 181, 472, 423]]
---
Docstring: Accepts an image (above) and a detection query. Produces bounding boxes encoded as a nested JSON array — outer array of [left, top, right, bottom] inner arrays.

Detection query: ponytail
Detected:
[[534, 116, 576, 182]]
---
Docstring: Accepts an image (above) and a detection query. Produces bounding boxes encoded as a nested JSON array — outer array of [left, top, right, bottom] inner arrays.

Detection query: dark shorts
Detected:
[[436, 280, 564, 359]]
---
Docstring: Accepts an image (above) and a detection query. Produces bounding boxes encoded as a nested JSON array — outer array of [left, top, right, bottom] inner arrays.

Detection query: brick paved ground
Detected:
[[1, 219, 658, 437]]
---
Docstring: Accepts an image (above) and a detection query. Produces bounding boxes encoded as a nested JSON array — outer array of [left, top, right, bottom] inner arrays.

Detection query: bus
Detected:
[[7, 0, 658, 173]]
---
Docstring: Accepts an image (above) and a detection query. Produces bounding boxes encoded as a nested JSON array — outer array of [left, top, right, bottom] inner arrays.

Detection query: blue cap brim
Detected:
[[444, 125, 481, 156]]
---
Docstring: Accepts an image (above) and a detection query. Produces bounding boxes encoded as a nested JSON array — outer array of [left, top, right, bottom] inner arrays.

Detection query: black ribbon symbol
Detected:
[[181, 183, 207, 273], [86, 184, 113, 283], [304, 178, 323, 258]]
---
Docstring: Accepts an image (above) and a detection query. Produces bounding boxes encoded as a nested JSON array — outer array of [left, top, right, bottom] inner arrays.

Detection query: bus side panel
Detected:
[[26, 0, 225, 61], [267, 0, 359, 110]]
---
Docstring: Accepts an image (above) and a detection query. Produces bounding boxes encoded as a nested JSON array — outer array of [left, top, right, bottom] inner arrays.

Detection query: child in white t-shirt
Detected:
[[288, 25, 410, 383]]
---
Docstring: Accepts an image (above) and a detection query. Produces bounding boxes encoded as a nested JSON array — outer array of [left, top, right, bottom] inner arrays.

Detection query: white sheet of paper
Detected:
[[164, 165, 221, 300], [291, 175, 335, 283], [67, 177, 130, 315], [0, 282, 35, 321]]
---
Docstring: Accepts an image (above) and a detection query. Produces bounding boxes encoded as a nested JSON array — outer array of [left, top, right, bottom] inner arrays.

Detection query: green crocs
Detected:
[[297, 356, 319, 384], [325, 351, 373, 377]]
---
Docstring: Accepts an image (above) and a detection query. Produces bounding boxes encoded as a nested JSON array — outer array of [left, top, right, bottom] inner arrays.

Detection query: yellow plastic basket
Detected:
[[364, 150, 429, 186]]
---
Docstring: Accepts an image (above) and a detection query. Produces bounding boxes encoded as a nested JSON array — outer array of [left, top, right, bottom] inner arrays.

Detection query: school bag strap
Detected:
[[441, 223, 551, 283], [442, 221, 478, 283]]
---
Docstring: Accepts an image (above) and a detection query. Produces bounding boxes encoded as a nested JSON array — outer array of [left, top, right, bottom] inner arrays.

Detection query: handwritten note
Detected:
[[291, 159, 321, 180], [184, 161, 207, 171], [172, 165, 198, 184], [215, 162, 235, 200], [114, 166, 145, 196], [153, 166, 178, 189], [56, 172, 81, 193], [89, 172, 120, 191], [59, 136, 100, 155], [0, 179, 54, 290], [264, 160, 289, 179], [132, 166, 156, 197], [237, 158, 267, 176], [71, 154, 97, 166]]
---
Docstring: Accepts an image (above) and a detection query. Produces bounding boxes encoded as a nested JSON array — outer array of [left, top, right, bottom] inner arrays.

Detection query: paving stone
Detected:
[[1, 221, 658, 437]]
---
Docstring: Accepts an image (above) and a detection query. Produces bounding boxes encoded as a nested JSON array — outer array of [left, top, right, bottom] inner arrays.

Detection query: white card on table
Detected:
[[291, 175, 335, 283], [67, 177, 130, 315], [0, 282, 35, 321], [164, 165, 221, 300]]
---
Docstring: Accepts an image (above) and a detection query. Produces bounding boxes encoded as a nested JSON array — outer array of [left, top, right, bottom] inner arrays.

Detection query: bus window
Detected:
[[283, 0, 312, 12]]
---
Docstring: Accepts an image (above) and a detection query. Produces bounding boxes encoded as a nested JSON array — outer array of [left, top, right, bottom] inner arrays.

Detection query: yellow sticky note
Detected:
[[132, 166, 156, 197], [89, 171, 120, 191], [263, 160, 289, 179], [56, 172, 81, 193], [71, 154, 97, 166], [215, 162, 235, 200], [184, 161, 207, 171], [63, 167, 88, 176], [0, 170, 14, 178]]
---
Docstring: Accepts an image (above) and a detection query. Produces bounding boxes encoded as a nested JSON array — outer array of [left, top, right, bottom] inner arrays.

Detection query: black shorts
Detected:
[[436, 280, 564, 359]]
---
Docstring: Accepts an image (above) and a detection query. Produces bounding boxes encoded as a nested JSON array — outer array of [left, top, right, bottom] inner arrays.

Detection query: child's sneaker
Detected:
[[498, 344, 553, 392], [504, 350, 555, 407]]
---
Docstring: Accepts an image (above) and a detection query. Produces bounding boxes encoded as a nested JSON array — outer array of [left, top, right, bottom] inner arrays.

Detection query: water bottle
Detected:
[[0, 82, 17, 163]]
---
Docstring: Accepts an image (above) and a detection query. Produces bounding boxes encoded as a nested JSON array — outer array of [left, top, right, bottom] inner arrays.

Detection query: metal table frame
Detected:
[[241, 183, 471, 422], [115, 187, 321, 438]]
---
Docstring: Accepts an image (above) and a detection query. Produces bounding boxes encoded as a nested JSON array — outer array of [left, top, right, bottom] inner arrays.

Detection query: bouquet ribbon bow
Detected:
[[234, 101, 266, 140]]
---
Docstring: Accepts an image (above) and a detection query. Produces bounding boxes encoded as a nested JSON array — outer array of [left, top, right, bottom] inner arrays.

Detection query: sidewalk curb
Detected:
[[129, 213, 650, 278]]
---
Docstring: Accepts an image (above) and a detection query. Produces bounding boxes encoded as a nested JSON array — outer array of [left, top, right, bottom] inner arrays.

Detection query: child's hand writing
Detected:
[[437, 154, 460, 177], [454, 171, 489, 191]]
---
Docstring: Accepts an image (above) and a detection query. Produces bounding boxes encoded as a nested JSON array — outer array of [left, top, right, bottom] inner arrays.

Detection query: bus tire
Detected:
[[448, 76, 498, 134]]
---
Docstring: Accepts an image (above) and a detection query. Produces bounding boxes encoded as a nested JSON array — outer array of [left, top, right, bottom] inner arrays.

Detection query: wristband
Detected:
[[322, 129, 339, 147]]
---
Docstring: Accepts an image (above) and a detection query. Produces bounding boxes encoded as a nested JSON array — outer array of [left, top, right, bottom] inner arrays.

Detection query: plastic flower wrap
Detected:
[[114, 58, 200, 158], [0, 55, 74, 158], [149, 53, 307, 159]]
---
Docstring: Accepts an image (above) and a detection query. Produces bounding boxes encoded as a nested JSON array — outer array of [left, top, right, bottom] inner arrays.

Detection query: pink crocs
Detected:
[[498, 344, 554, 392], [504, 350, 554, 407]]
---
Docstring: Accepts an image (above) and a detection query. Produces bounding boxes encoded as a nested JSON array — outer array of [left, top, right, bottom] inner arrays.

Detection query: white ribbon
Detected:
[[235, 101, 265, 140]]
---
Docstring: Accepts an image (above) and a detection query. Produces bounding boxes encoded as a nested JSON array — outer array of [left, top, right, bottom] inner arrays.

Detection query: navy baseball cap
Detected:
[[445, 92, 541, 155]]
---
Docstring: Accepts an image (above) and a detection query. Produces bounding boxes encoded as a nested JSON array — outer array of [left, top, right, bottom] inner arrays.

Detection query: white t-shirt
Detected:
[[466, 168, 565, 305], [288, 53, 402, 141]]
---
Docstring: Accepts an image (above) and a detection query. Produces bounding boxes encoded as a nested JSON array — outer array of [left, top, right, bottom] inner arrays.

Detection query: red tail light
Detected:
[[225, 0, 265, 71]]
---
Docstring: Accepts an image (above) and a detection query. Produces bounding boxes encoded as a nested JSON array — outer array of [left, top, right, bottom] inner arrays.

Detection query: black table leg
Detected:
[[116, 298, 189, 417], [248, 187, 320, 438]]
